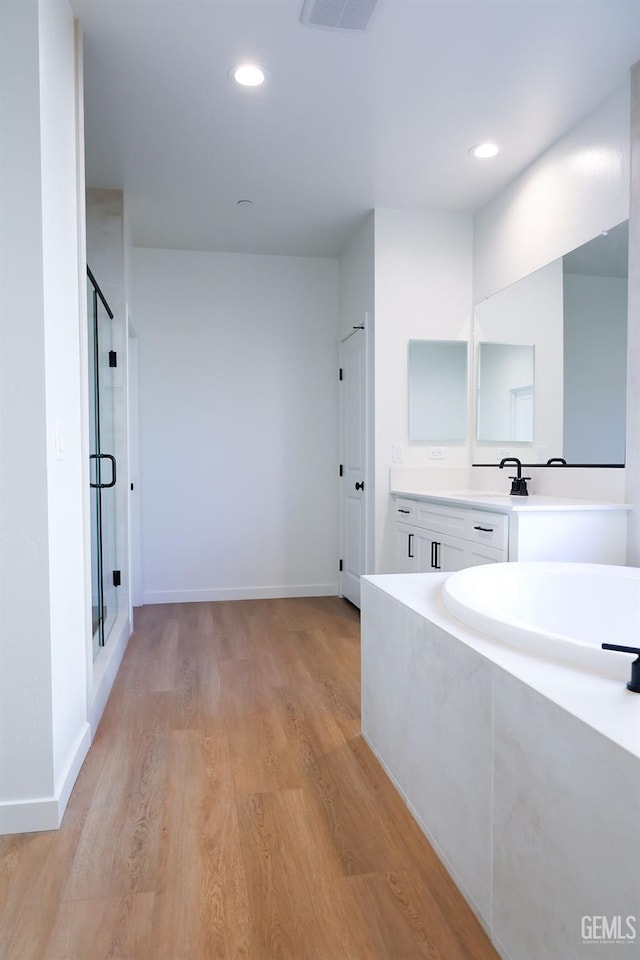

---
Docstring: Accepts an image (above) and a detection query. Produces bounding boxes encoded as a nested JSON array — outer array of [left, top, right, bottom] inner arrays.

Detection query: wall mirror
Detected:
[[477, 343, 534, 442], [408, 339, 468, 442], [472, 220, 628, 465]]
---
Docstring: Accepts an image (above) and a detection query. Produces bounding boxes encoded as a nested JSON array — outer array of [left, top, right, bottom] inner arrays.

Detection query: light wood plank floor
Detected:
[[0, 598, 500, 960]]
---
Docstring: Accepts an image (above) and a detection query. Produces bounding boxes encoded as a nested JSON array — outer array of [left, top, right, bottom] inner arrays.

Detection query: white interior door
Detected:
[[340, 329, 366, 607]]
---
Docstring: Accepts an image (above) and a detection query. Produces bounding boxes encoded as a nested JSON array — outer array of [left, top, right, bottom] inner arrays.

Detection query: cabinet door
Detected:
[[467, 542, 506, 566], [396, 524, 417, 573], [395, 516, 507, 575], [415, 530, 467, 573], [415, 530, 437, 572], [438, 534, 468, 571]]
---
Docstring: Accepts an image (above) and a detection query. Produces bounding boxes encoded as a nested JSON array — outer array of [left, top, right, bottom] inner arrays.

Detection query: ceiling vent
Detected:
[[300, 0, 378, 31]]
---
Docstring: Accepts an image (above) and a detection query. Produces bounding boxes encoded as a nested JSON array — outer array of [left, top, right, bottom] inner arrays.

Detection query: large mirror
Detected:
[[408, 339, 468, 442], [472, 220, 628, 465]]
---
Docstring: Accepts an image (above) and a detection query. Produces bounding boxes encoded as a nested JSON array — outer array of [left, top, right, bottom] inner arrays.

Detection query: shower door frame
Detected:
[[87, 266, 119, 655]]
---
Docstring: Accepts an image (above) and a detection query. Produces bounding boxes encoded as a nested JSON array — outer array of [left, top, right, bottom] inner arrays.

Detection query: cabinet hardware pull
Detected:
[[408, 533, 414, 559], [474, 525, 493, 533], [398, 508, 410, 514], [355, 481, 364, 491], [434, 541, 441, 569]]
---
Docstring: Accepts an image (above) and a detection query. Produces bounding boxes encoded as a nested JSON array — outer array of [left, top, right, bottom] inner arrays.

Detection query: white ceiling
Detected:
[[71, 0, 640, 257]]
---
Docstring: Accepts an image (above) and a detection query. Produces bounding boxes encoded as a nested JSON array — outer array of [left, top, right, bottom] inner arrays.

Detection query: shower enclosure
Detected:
[[87, 266, 119, 658]]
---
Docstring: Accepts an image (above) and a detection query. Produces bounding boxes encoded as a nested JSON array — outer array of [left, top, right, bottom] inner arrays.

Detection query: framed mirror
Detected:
[[408, 339, 468, 442], [472, 220, 628, 465]]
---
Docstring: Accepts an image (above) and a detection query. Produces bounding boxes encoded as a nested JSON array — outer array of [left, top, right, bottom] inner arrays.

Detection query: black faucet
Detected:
[[602, 643, 640, 693], [499, 457, 530, 496]]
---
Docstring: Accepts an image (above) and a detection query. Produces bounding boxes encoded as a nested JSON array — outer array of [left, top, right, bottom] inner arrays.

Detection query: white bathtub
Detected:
[[442, 561, 640, 680]]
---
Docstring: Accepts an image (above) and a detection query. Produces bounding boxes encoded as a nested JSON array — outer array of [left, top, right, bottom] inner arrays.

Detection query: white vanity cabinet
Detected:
[[395, 498, 506, 573], [393, 493, 628, 573]]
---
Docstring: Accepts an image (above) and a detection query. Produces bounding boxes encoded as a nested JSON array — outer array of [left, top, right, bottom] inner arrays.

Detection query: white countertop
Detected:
[[363, 571, 640, 760], [391, 488, 631, 513]]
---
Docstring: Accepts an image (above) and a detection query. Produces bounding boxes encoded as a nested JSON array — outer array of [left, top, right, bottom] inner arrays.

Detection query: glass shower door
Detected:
[[88, 268, 119, 657]]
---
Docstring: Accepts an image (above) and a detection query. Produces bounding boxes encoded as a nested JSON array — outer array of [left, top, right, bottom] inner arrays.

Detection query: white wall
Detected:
[[474, 82, 630, 303], [472, 79, 630, 505], [338, 213, 374, 342], [373, 208, 474, 571], [39, 0, 89, 802], [0, 0, 90, 833], [0, 0, 55, 813], [133, 248, 340, 602]]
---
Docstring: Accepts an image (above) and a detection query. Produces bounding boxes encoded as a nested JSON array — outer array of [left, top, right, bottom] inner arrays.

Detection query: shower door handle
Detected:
[[90, 453, 117, 489]]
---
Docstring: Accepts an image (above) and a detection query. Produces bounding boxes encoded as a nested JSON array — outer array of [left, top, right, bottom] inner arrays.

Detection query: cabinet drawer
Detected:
[[467, 511, 509, 552], [414, 502, 467, 538], [394, 498, 416, 522]]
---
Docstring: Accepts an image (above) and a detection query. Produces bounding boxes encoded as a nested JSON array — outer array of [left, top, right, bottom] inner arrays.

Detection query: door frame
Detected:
[[339, 315, 373, 603], [127, 314, 142, 610]]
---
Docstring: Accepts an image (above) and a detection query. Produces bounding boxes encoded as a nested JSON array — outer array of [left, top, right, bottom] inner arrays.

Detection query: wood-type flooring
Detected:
[[0, 597, 500, 960]]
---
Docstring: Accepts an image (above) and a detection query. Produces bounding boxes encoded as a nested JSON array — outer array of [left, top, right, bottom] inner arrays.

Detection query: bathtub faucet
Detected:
[[602, 643, 640, 693], [499, 457, 530, 497]]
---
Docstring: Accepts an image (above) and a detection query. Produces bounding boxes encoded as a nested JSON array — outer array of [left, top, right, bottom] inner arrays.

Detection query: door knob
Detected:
[[355, 481, 364, 491]]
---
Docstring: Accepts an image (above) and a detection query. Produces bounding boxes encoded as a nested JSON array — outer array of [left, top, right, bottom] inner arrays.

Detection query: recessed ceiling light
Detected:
[[470, 142, 500, 159], [237, 199, 253, 206], [230, 63, 267, 87]]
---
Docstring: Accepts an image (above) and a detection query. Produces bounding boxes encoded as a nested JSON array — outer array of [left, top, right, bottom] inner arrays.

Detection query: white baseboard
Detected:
[[0, 796, 60, 835], [0, 615, 132, 836], [55, 721, 92, 819], [0, 721, 91, 835], [142, 582, 340, 605], [89, 613, 132, 736]]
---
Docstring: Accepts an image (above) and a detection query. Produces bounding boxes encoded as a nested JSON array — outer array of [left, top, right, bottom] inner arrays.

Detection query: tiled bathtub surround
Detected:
[[361, 573, 640, 960]]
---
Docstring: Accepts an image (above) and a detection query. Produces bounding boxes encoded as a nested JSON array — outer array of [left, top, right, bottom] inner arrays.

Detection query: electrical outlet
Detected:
[[428, 447, 446, 460], [392, 444, 404, 463], [536, 446, 547, 461]]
